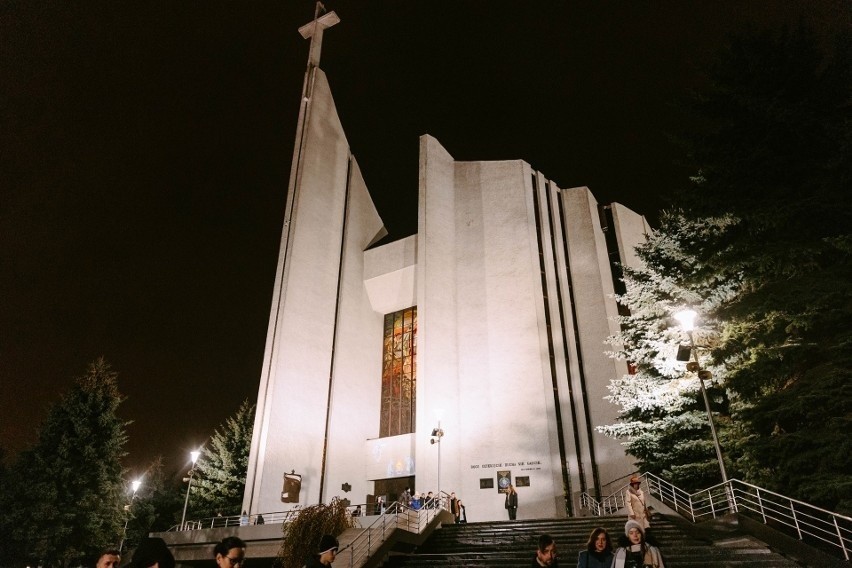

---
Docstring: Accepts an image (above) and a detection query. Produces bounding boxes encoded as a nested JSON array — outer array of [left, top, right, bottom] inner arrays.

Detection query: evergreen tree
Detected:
[[679, 25, 852, 513], [602, 212, 740, 491], [0, 447, 16, 561], [6, 358, 129, 567], [603, 25, 852, 512], [190, 399, 255, 518], [125, 457, 185, 545]]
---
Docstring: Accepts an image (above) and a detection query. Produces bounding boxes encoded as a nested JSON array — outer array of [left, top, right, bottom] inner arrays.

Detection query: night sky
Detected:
[[2, 1, 846, 477]]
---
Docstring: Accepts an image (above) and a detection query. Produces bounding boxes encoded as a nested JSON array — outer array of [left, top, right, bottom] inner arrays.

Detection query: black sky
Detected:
[[2, 1, 847, 477]]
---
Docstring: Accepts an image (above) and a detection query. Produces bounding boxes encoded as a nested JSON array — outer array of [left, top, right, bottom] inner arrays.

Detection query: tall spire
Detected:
[[298, 2, 340, 70]]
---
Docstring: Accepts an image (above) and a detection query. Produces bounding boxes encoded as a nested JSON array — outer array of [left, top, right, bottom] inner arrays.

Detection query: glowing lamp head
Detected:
[[131, 479, 142, 492], [190, 450, 201, 464], [674, 309, 698, 331]]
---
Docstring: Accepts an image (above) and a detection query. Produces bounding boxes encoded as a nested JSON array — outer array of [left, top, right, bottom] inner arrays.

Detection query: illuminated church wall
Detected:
[[244, 59, 649, 520], [411, 137, 644, 520], [243, 68, 386, 512]]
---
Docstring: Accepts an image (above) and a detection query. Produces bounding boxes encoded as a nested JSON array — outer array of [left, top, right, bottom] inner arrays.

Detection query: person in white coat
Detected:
[[613, 520, 664, 568], [625, 476, 650, 529]]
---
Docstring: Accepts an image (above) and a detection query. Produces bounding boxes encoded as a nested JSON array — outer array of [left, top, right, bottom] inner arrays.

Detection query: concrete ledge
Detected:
[[151, 524, 285, 564], [148, 510, 456, 568]]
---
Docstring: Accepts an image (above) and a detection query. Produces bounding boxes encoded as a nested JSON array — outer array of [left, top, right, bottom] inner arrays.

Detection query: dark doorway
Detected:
[[374, 475, 415, 505]]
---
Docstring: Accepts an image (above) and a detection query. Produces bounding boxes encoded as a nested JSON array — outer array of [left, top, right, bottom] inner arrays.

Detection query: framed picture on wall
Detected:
[[516, 476, 530, 487], [480, 478, 494, 489], [497, 470, 512, 493]]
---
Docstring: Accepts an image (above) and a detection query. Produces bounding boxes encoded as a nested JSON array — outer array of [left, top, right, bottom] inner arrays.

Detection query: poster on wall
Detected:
[[516, 476, 530, 487], [480, 478, 494, 489], [497, 470, 512, 493]]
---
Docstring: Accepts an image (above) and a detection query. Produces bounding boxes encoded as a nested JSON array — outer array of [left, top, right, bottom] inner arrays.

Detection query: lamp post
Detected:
[[430, 422, 444, 502], [119, 478, 142, 553], [674, 310, 732, 503], [180, 450, 201, 530]]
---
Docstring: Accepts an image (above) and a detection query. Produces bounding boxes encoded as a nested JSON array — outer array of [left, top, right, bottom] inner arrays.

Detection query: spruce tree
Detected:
[[191, 399, 255, 518], [6, 358, 128, 567], [679, 25, 852, 512], [603, 25, 852, 512], [124, 456, 186, 543], [602, 212, 739, 490]]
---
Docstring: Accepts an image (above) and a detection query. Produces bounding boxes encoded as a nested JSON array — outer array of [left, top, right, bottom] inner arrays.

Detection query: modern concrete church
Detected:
[[243, 9, 651, 522]]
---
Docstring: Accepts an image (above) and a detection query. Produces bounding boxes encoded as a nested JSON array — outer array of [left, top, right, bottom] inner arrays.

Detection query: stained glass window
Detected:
[[379, 307, 416, 437]]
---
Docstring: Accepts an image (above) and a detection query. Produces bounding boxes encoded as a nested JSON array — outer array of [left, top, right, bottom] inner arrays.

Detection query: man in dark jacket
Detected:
[[532, 534, 559, 567], [304, 534, 338, 567]]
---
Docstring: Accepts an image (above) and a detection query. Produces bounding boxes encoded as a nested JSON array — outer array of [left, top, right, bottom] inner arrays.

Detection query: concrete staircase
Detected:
[[381, 514, 804, 567]]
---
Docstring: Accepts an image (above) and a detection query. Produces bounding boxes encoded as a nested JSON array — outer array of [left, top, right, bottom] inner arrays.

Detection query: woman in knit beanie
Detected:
[[612, 520, 664, 568]]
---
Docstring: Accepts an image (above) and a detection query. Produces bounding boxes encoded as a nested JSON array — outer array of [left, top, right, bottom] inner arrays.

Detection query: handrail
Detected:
[[580, 472, 852, 561], [168, 509, 299, 531], [336, 492, 451, 568], [172, 499, 393, 532], [172, 495, 450, 568]]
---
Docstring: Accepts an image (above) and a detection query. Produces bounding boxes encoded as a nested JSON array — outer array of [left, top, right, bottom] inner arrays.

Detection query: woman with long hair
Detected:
[[625, 476, 650, 530], [577, 527, 613, 568], [613, 520, 664, 568], [505, 484, 519, 520]]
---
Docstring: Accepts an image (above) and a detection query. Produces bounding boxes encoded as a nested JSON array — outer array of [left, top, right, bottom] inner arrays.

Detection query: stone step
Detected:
[[381, 515, 803, 568]]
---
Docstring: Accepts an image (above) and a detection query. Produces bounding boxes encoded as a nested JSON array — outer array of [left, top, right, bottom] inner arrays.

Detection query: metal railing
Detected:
[[169, 509, 299, 531], [580, 486, 626, 516], [336, 492, 450, 568], [581, 472, 852, 561], [171, 496, 449, 568]]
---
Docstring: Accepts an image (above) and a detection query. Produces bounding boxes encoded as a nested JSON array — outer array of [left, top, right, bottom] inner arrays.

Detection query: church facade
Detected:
[[243, 11, 651, 521]]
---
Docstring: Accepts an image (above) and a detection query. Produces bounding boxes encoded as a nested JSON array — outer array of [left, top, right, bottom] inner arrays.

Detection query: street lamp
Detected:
[[119, 478, 142, 552], [180, 450, 201, 530], [674, 310, 730, 491], [430, 422, 444, 503]]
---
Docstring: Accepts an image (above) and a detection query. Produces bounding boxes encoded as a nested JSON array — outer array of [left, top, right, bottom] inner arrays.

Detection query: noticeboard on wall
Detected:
[[497, 470, 512, 493]]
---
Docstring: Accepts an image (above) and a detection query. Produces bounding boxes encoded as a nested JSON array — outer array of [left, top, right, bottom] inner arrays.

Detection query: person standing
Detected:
[[374, 495, 385, 515], [625, 477, 650, 530], [505, 484, 519, 520], [239, 510, 249, 526], [577, 527, 613, 568], [613, 520, 664, 568], [532, 533, 559, 567], [449, 492, 459, 522]]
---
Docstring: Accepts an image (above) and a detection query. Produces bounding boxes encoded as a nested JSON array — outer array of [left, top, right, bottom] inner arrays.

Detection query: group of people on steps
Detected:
[[532, 476, 665, 568]]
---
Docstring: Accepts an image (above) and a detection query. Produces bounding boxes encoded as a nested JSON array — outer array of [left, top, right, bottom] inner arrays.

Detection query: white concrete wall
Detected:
[[415, 136, 564, 521], [609, 203, 651, 272], [561, 188, 633, 490], [322, 157, 389, 506], [244, 69, 385, 514], [364, 235, 417, 315], [415, 135, 460, 500], [246, 68, 645, 518]]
